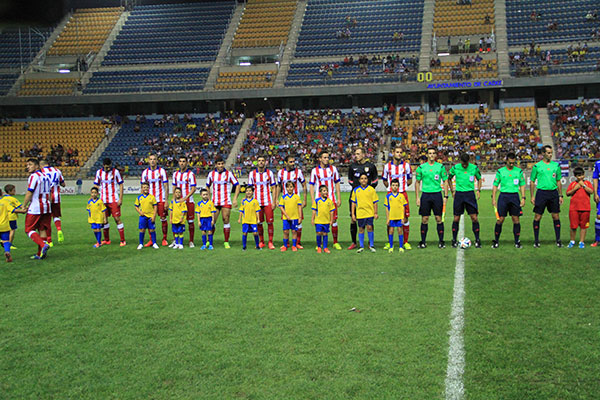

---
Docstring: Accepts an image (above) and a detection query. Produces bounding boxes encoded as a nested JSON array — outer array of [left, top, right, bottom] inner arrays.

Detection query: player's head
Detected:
[[90, 186, 99, 199], [173, 186, 182, 199], [245, 185, 254, 199], [215, 157, 225, 171], [359, 173, 368, 187], [141, 182, 149, 194], [460, 153, 470, 166], [574, 166, 585, 179], [26, 158, 39, 173], [257, 155, 266, 169], [285, 155, 295, 170], [354, 148, 365, 163], [102, 158, 112, 170], [148, 154, 158, 168], [318, 151, 330, 167], [542, 145, 553, 161], [200, 188, 209, 201], [393, 146, 403, 161], [178, 156, 188, 170], [426, 147, 436, 163], [319, 184, 328, 198], [4, 184, 16, 195], [285, 180, 295, 195], [506, 152, 517, 168], [390, 178, 400, 193]]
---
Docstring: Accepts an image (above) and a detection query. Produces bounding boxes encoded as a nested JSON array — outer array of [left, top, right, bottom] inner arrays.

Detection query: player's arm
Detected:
[[442, 178, 449, 204], [491, 185, 498, 207], [232, 184, 240, 208], [335, 181, 341, 208], [414, 179, 421, 207], [311, 208, 316, 225], [278, 203, 289, 220], [298, 203, 303, 222], [370, 165, 378, 189], [212, 210, 217, 226], [134, 202, 143, 217], [557, 176, 564, 205], [529, 168, 537, 206], [594, 177, 600, 203], [373, 196, 379, 220], [350, 201, 357, 222], [475, 168, 482, 200], [163, 178, 170, 207], [302, 180, 308, 208], [407, 163, 413, 187], [152, 203, 157, 223], [566, 182, 578, 196], [583, 181, 594, 195], [348, 166, 355, 188], [385, 201, 390, 223]]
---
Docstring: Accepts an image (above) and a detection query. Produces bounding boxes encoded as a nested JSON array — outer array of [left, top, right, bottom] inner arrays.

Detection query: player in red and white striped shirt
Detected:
[[40, 160, 65, 246], [382, 146, 413, 248], [248, 155, 277, 249], [277, 155, 307, 248], [309, 151, 342, 248], [206, 157, 240, 249], [94, 158, 126, 246], [22, 158, 52, 259], [141, 154, 170, 246], [172, 156, 197, 247]]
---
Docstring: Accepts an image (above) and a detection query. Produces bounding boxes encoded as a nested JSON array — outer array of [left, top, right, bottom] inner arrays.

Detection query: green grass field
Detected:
[[1, 191, 599, 399]]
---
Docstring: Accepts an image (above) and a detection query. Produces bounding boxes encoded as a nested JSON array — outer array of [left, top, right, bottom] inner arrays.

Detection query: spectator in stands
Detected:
[[23, 121, 29, 131], [484, 14, 491, 24], [547, 21, 559, 31], [393, 32, 404, 41], [585, 11, 597, 21], [1, 153, 11, 162]]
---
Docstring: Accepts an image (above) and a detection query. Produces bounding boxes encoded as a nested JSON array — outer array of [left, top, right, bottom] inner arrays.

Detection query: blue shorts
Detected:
[[172, 223, 185, 234], [242, 223, 257, 234], [9, 220, 17, 230], [389, 219, 404, 228], [90, 223, 103, 230], [453, 191, 478, 215], [200, 217, 213, 231], [139, 216, 156, 230], [357, 217, 374, 228], [419, 192, 444, 216], [316, 223, 330, 233], [282, 219, 299, 231], [596, 200, 600, 216], [534, 189, 560, 214], [0, 231, 9, 241], [497, 193, 522, 217]]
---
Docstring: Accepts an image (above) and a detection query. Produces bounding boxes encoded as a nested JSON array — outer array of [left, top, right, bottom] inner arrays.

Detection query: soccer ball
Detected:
[[459, 237, 472, 249]]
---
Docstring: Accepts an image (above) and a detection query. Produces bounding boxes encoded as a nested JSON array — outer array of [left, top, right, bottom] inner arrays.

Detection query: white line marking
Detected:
[[445, 218, 466, 400]]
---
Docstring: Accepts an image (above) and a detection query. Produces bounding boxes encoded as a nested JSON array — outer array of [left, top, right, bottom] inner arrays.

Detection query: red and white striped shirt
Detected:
[[248, 168, 276, 206], [309, 165, 341, 203], [27, 170, 51, 215], [172, 169, 197, 203], [277, 168, 305, 194], [141, 167, 169, 203], [94, 168, 124, 204], [42, 166, 64, 204], [382, 160, 412, 192], [206, 168, 239, 206]]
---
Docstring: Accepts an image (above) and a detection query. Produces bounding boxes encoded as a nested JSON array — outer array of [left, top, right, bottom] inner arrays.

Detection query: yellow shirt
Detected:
[[0, 195, 22, 222], [350, 186, 379, 219], [195, 200, 217, 218], [239, 198, 260, 225], [312, 197, 335, 225], [384, 192, 407, 221], [86, 198, 106, 224], [135, 194, 157, 218], [0, 201, 11, 232], [278, 193, 302, 220], [169, 199, 187, 224]]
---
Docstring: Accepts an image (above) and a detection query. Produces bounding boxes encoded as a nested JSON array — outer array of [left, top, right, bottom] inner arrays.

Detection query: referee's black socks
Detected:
[[494, 222, 502, 241], [533, 220, 540, 242], [553, 219, 561, 242], [472, 221, 480, 241], [437, 223, 444, 242], [513, 223, 521, 243], [452, 221, 459, 241], [420, 223, 428, 243]]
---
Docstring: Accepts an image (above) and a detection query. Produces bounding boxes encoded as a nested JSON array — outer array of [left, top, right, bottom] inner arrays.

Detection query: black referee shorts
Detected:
[[453, 191, 478, 216], [419, 192, 444, 216], [534, 189, 560, 214], [497, 192, 522, 217]]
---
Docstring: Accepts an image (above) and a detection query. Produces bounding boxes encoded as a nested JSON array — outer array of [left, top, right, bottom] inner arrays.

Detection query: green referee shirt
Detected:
[[416, 162, 447, 193], [530, 160, 561, 190], [493, 166, 525, 193], [449, 163, 481, 192]]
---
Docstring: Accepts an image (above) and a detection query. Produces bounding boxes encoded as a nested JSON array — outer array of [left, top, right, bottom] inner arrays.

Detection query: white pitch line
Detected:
[[445, 218, 466, 400]]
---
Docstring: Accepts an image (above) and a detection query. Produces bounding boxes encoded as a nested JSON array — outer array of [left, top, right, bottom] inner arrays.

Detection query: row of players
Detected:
[[2, 144, 600, 261]]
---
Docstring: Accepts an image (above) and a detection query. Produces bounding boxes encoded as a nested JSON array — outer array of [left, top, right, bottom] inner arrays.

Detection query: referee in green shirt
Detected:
[[415, 148, 449, 248], [530, 145, 564, 247], [448, 153, 482, 248], [491, 152, 526, 248]]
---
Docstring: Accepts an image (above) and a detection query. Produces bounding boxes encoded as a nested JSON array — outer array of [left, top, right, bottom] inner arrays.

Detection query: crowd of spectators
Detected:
[[452, 36, 494, 54], [236, 108, 386, 173], [17, 143, 80, 166], [510, 42, 597, 77], [549, 100, 600, 165]]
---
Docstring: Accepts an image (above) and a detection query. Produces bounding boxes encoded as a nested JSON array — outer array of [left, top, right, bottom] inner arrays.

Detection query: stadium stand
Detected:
[[47, 7, 123, 56], [434, 0, 495, 37], [0, 74, 19, 96], [0, 119, 106, 178], [549, 100, 600, 163], [294, 0, 423, 57], [506, 0, 600, 46], [102, 2, 234, 65], [504, 105, 538, 123], [91, 112, 243, 176], [236, 109, 385, 173], [509, 45, 600, 77], [215, 70, 276, 90], [17, 77, 78, 96], [0, 27, 53, 68], [429, 57, 498, 80], [232, 0, 296, 48], [83, 68, 210, 94]]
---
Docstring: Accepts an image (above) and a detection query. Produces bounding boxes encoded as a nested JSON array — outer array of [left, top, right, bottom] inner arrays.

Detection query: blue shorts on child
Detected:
[[139, 216, 155, 230], [315, 223, 330, 233], [200, 217, 213, 231], [172, 223, 185, 234], [357, 217, 374, 228], [0, 231, 9, 241], [282, 219, 299, 231], [389, 219, 403, 228], [242, 223, 257, 234], [9, 221, 17, 230], [90, 223, 103, 230]]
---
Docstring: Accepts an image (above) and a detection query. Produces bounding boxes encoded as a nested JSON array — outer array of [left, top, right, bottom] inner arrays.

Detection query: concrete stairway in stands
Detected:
[[493, 0, 510, 78], [425, 111, 438, 126], [273, 0, 308, 88], [537, 107, 554, 150], [226, 118, 254, 168], [78, 124, 120, 178], [418, 0, 436, 72]]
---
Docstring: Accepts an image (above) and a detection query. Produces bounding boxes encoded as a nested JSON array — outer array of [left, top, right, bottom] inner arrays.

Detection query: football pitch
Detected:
[[1, 191, 599, 399]]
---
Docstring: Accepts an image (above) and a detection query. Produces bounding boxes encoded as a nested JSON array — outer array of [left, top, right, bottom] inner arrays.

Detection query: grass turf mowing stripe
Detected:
[[445, 217, 466, 400]]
